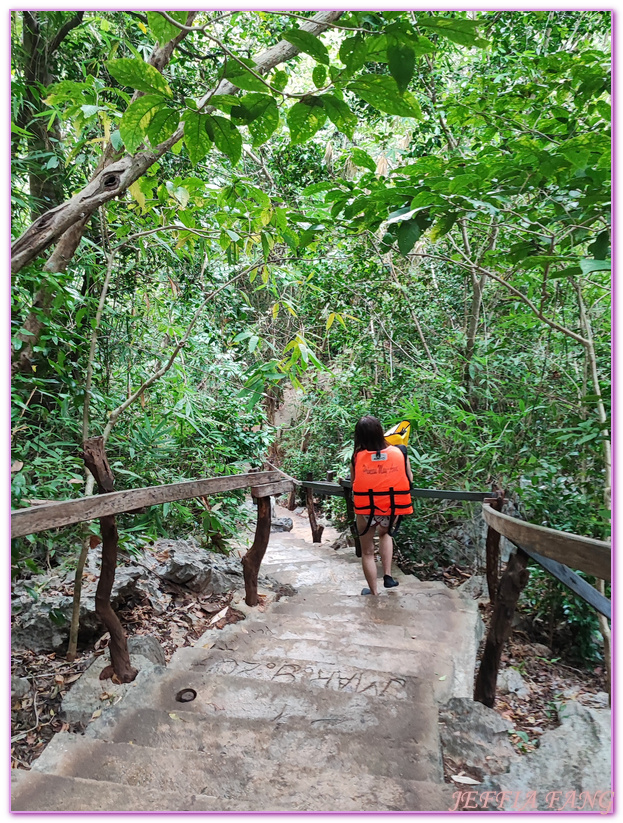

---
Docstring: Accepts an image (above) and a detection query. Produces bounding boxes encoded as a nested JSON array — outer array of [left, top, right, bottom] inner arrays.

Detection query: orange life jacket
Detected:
[[352, 445, 413, 517]]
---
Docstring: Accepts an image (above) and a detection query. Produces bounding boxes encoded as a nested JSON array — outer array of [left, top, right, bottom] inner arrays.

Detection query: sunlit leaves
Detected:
[[348, 75, 422, 118], [350, 148, 376, 172], [321, 94, 357, 140], [417, 17, 489, 48], [204, 116, 242, 165], [146, 11, 188, 44], [146, 106, 180, 146], [225, 58, 267, 92], [183, 111, 211, 165], [119, 95, 164, 153], [287, 97, 327, 144], [312, 65, 327, 88], [282, 29, 330, 65], [230, 93, 279, 146], [106, 58, 172, 97]]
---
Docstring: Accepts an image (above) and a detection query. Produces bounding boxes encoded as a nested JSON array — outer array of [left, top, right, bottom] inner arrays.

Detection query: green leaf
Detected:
[[397, 219, 421, 256], [209, 94, 242, 113], [312, 65, 327, 88], [351, 148, 376, 173], [387, 37, 415, 93], [321, 94, 357, 140], [145, 106, 180, 146], [301, 181, 334, 196], [272, 69, 288, 92], [418, 17, 489, 48], [339, 34, 368, 73], [580, 258, 610, 274], [183, 110, 212, 165], [106, 58, 172, 98], [119, 95, 165, 153], [287, 97, 327, 145], [282, 29, 330, 65], [146, 11, 188, 44], [230, 93, 279, 147], [348, 75, 422, 118], [205, 115, 242, 165], [429, 212, 457, 241], [225, 58, 267, 92]]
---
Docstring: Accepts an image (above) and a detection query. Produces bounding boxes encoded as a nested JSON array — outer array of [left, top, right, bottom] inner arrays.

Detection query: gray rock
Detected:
[[439, 697, 517, 775], [479, 701, 612, 810], [457, 574, 487, 601], [61, 653, 159, 725], [141, 538, 243, 595], [271, 517, 293, 532], [498, 667, 531, 698], [11, 676, 30, 700], [127, 635, 165, 666]]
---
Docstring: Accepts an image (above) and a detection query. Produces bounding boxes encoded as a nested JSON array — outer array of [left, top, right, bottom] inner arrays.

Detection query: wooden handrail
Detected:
[[11, 471, 280, 539], [482, 503, 611, 582], [301, 479, 489, 502]]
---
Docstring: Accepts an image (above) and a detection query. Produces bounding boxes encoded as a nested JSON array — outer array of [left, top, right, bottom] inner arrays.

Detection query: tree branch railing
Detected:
[[474, 502, 611, 707]]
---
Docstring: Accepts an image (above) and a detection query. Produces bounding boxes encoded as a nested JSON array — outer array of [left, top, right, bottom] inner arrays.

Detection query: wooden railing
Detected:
[[474, 501, 611, 707], [12, 462, 611, 703]]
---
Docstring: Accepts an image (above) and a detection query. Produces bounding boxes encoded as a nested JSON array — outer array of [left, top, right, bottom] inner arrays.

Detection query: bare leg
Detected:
[[357, 515, 378, 595], [378, 526, 393, 576]]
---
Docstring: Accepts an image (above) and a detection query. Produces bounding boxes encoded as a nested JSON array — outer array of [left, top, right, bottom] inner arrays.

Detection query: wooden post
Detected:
[[484, 490, 505, 604], [242, 495, 272, 607], [306, 472, 324, 543], [339, 478, 362, 558], [286, 488, 297, 510], [82, 437, 137, 683], [474, 548, 530, 707]]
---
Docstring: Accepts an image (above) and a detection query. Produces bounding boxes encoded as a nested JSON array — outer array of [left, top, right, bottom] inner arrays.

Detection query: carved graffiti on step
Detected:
[[208, 657, 407, 697]]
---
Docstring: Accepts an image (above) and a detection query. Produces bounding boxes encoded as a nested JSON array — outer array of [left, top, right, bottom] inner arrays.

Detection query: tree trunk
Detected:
[[474, 548, 530, 707], [306, 472, 324, 543], [82, 437, 137, 683], [484, 491, 505, 604], [11, 10, 343, 275], [242, 495, 272, 607]]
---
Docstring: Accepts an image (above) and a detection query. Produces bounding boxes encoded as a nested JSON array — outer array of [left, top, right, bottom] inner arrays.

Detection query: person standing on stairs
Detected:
[[351, 415, 414, 595]]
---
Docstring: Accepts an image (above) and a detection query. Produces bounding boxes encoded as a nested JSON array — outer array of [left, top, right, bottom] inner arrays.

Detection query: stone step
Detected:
[[85, 706, 442, 782], [169, 647, 430, 703], [24, 734, 454, 811], [10, 771, 294, 812], [103, 666, 440, 742]]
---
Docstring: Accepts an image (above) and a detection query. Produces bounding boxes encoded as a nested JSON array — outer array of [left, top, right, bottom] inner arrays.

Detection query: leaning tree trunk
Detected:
[[82, 436, 137, 682]]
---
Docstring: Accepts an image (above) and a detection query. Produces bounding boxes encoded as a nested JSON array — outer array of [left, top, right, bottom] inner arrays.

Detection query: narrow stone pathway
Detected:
[[12, 506, 482, 812]]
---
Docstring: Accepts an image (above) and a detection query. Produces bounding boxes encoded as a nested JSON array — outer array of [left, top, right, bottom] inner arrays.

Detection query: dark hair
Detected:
[[353, 415, 387, 455]]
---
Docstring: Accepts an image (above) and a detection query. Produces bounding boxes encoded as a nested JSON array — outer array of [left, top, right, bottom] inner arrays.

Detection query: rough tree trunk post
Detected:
[[474, 548, 530, 707], [306, 472, 324, 544], [484, 490, 505, 605], [339, 478, 362, 558], [286, 488, 297, 510], [241, 493, 272, 607], [82, 436, 138, 683]]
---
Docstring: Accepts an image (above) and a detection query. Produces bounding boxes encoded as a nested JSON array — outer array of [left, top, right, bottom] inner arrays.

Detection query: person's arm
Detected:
[[405, 456, 413, 484]]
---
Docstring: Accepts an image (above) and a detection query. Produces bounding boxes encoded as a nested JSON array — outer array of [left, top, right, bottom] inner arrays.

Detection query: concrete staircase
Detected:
[[11, 517, 483, 812]]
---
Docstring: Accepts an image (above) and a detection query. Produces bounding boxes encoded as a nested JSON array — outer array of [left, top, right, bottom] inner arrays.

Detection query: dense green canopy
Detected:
[[11, 11, 610, 656]]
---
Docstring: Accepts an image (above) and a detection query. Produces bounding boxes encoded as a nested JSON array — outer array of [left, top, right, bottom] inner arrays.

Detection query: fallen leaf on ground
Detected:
[[451, 775, 480, 785]]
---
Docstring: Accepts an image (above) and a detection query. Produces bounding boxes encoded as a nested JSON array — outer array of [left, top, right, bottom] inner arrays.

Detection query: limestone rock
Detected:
[[271, 517, 293, 533], [479, 701, 612, 809], [61, 653, 159, 725], [11, 675, 30, 700], [439, 697, 517, 776], [127, 635, 165, 666], [498, 667, 531, 698]]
